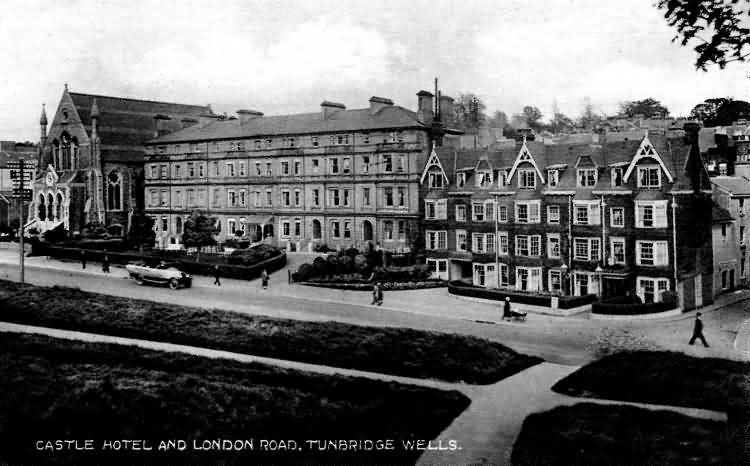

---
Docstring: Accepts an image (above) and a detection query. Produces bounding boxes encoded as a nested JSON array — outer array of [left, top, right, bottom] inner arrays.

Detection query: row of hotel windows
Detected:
[[155, 132, 407, 154], [428, 165, 663, 190], [469, 263, 669, 303], [275, 220, 407, 241], [148, 186, 409, 209], [425, 199, 669, 228], [425, 230, 669, 266], [148, 154, 408, 180]]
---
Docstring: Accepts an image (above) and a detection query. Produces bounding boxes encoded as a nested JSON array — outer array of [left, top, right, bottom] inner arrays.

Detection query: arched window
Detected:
[[107, 171, 122, 210], [55, 193, 63, 220], [38, 194, 46, 221], [71, 137, 79, 169], [60, 133, 71, 170], [46, 193, 54, 220], [175, 217, 183, 234], [51, 139, 60, 168]]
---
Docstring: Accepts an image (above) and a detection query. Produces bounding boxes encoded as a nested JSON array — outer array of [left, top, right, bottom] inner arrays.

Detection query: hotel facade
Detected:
[[420, 126, 714, 310]]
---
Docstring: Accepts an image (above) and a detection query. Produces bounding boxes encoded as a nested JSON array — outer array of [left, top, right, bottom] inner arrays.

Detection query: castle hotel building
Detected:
[[420, 125, 714, 310], [143, 92, 456, 251]]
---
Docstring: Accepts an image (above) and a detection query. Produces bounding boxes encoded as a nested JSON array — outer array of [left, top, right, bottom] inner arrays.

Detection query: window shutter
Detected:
[[656, 242, 668, 266], [589, 203, 601, 225], [654, 201, 667, 228]]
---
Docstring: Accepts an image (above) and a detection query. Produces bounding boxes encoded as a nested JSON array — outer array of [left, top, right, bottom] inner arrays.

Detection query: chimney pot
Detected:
[[417, 90, 434, 125], [321, 101, 346, 119], [369, 96, 393, 114]]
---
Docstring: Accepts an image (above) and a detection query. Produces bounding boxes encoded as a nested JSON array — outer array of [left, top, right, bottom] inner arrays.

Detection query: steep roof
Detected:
[[712, 203, 734, 224], [712, 175, 750, 196], [149, 105, 425, 143]]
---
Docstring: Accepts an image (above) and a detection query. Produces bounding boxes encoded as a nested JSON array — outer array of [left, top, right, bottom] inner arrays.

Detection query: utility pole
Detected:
[[9, 158, 31, 283]]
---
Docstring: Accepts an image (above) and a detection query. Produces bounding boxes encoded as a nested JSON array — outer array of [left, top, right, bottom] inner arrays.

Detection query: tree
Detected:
[[126, 212, 155, 248], [549, 112, 575, 134], [521, 106, 544, 131], [691, 97, 750, 126], [577, 99, 604, 130], [182, 211, 218, 254], [620, 98, 670, 118], [452, 93, 487, 133], [487, 110, 508, 129], [657, 0, 750, 70]]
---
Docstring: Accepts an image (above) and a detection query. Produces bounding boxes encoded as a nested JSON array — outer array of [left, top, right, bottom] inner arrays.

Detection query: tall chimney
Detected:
[[321, 101, 346, 119], [368, 96, 393, 115], [439, 95, 454, 127], [237, 109, 264, 125], [417, 90, 434, 125]]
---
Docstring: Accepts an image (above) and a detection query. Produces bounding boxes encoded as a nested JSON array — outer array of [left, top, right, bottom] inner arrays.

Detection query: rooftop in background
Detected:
[[712, 202, 734, 224], [0, 141, 37, 169], [712, 176, 750, 197]]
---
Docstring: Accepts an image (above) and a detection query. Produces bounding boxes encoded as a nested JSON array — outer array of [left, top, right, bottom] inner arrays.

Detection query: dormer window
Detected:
[[547, 170, 559, 187], [498, 170, 507, 187], [457, 172, 466, 188], [637, 166, 661, 189], [611, 167, 624, 187], [428, 172, 444, 189], [577, 168, 597, 187], [477, 171, 493, 188], [518, 169, 536, 189]]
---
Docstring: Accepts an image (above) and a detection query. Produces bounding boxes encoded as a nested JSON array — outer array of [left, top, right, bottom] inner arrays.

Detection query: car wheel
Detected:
[[168, 278, 178, 290]]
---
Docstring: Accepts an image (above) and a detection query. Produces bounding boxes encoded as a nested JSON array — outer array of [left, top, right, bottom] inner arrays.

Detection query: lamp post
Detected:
[[560, 263, 568, 296], [595, 265, 603, 298]]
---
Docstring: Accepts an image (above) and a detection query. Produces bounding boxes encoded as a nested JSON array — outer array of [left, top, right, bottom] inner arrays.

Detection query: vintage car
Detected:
[[125, 261, 192, 289]]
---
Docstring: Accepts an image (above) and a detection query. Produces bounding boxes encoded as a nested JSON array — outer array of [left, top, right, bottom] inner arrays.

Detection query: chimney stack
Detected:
[[369, 96, 393, 114], [237, 109, 264, 125], [321, 101, 346, 119], [417, 90, 434, 125], [439, 95, 454, 126], [199, 113, 221, 128]]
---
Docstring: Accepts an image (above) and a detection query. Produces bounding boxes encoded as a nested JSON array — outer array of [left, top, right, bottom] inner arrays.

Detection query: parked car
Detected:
[[125, 261, 192, 289]]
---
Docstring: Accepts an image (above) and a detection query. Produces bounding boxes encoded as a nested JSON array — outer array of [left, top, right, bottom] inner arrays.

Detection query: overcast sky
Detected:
[[3, 0, 750, 141]]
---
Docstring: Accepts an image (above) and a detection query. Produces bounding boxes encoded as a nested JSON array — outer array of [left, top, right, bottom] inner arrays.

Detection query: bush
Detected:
[[448, 281, 596, 309], [354, 254, 368, 273], [295, 263, 314, 282], [312, 256, 328, 276], [314, 243, 330, 253], [41, 225, 68, 244], [344, 247, 359, 258], [226, 244, 281, 266]]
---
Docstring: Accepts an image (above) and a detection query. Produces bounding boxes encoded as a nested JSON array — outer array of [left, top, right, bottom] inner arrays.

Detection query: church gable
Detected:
[[507, 140, 546, 184], [623, 134, 674, 183]]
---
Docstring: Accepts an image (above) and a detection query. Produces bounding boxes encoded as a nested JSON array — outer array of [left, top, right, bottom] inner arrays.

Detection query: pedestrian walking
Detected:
[[101, 250, 110, 274], [261, 269, 269, 289], [689, 312, 710, 347], [80, 250, 86, 269], [503, 297, 512, 321], [213, 265, 221, 286], [377, 283, 384, 306], [371, 282, 380, 305]]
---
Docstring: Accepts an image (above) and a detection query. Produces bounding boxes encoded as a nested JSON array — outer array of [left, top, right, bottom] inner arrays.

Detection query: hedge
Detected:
[[32, 243, 287, 281], [448, 281, 596, 309], [299, 280, 447, 291], [591, 299, 678, 316]]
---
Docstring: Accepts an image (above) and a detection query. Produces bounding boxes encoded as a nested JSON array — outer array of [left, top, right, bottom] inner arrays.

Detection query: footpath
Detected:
[[0, 321, 728, 466]]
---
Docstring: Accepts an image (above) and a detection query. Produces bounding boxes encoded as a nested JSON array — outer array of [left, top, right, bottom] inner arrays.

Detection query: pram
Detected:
[[503, 309, 527, 322]]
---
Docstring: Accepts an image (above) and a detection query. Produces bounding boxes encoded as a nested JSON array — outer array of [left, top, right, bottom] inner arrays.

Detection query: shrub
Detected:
[[326, 254, 340, 275], [339, 255, 354, 274], [295, 263, 314, 282], [42, 225, 68, 244], [354, 254, 368, 273], [312, 256, 328, 276], [344, 247, 359, 258], [314, 243, 330, 253], [227, 244, 280, 266]]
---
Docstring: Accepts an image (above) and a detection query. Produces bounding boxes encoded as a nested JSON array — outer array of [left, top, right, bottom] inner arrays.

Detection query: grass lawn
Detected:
[[0, 332, 470, 465], [511, 403, 727, 466], [551, 350, 750, 412], [0, 280, 540, 384]]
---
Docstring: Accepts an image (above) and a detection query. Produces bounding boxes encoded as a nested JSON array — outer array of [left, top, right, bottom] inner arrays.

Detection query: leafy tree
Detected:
[[487, 110, 508, 129], [577, 100, 604, 130], [620, 98, 670, 118], [126, 213, 155, 248], [521, 106, 544, 130], [657, 0, 750, 70], [549, 112, 575, 134], [452, 93, 487, 133], [182, 211, 218, 253], [691, 97, 750, 126]]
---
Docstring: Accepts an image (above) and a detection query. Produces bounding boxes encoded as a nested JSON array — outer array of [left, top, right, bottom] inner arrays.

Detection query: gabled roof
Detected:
[[150, 105, 424, 143], [420, 148, 449, 186], [507, 139, 546, 184], [623, 134, 674, 183]]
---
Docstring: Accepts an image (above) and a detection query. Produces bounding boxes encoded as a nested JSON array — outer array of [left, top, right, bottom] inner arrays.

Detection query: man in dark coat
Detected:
[[101, 250, 110, 274], [81, 250, 86, 269], [689, 312, 709, 347], [503, 297, 512, 320], [213, 265, 221, 287]]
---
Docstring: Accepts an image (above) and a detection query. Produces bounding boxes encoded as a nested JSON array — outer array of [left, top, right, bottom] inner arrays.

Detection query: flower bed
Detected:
[[448, 280, 595, 309]]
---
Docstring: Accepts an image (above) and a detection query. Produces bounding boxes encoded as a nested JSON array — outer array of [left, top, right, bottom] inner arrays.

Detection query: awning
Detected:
[[241, 215, 274, 225]]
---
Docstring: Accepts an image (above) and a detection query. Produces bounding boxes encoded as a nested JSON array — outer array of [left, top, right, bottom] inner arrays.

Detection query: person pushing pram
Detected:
[[502, 297, 527, 321]]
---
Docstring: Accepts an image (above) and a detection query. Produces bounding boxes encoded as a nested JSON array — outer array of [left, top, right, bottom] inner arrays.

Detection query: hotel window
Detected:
[[336, 134, 350, 145], [160, 189, 168, 206], [611, 167, 624, 187], [280, 190, 290, 207], [476, 171, 493, 188], [311, 136, 318, 147], [515, 235, 541, 257], [549, 270, 562, 293], [455, 204, 467, 222], [239, 189, 246, 206], [254, 191, 261, 207], [344, 189, 351, 207], [425, 199, 447, 219], [398, 187, 406, 207], [227, 190, 237, 207], [498, 231, 509, 255], [472, 203, 485, 222], [515, 200, 541, 224], [330, 158, 339, 174], [547, 205, 560, 224], [265, 163, 272, 176], [457, 172, 466, 188], [198, 163, 205, 177], [362, 156, 370, 173], [573, 201, 601, 225], [294, 189, 301, 206], [226, 162, 235, 177], [149, 165, 157, 179], [160, 165, 168, 179], [148, 190, 157, 206], [516, 267, 542, 292], [383, 154, 393, 173], [383, 187, 394, 207], [239, 162, 246, 176], [288, 138, 296, 148], [254, 140, 261, 150], [344, 221, 352, 239], [213, 161, 220, 177], [637, 166, 661, 189], [237, 142, 244, 151], [485, 200, 496, 221], [398, 155, 406, 172], [161, 217, 168, 232], [281, 161, 290, 176], [498, 170, 508, 187], [636, 240, 668, 266], [255, 162, 261, 176], [312, 159, 320, 172], [383, 221, 394, 241], [343, 158, 351, 174], [174, 164, 181, 178], [174, 190, 182, 207], [637, 277, 670, 303], [265, 139, 272, 149], [547, 234, 561, 258], [577, 168, 597, 187], [635, 201, 667, 228], [397, 221, 406, 240], [426, 230, 447, 250], [313, 189, 320, 207], [362, 187, 370, 206], [610, 207, 625, 227], [328, 188, 340, 207], [331, 221, 341, 238], [573, 237, 601, 262], [498, 205, 508, 223], [212, 189, 221, 207], [611, 237, 626, 264], [428, 171, 444, 189], [294, 220, 301, 237], [456, 230, 467, 251], [228, 219, 237, 234], [265, 190, 272, 206], [362, 133, 370, 144], [473, 233, 495, 254], [518, 169, 536, 189], [188, 162, 195, 177], [294, 161, 301, 176], [547, 169, 559, 187], [281, 221, 290, 237]]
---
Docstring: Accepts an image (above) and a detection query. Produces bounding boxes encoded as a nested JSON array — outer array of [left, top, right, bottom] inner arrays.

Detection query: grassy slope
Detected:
[[511, 403, 727, 466], [0, 280, 541, 384], [0, 332, 470, 466]]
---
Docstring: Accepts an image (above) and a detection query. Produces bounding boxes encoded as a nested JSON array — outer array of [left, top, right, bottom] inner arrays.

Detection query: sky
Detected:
[[3, 0, 750, 141]]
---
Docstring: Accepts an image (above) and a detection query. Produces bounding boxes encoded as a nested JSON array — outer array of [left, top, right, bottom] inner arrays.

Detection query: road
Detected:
[[0, 261, 598, 365]]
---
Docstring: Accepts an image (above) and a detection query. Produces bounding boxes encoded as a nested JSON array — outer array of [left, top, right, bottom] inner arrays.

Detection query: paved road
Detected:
[[0, 261, 598, 365]]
